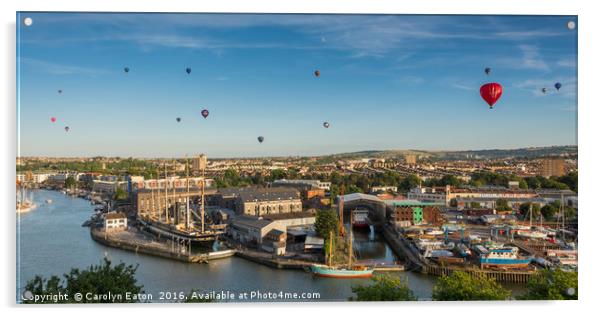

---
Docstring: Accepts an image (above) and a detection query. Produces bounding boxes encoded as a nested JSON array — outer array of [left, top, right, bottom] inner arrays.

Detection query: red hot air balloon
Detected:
[[480, 83, 503, 109], [201, 109, 209, 118], [50, 117, 56, 123]]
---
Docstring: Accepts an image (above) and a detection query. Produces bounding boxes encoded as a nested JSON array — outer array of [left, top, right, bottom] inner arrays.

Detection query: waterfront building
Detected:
[[134, 187, 218, 215], [92, 180, 128, 194], [215, 187, 302, 216], [238, 188, 302, 216], [104, 212, 127, 231], [389, 200, 445, 226], [229, 216, 287, 245], [261, 229, 287, 255]]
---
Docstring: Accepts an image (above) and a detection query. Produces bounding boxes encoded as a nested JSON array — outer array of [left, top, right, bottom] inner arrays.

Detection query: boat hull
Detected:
[[310, 265, 374, 278], [480, 258, 532, 268]]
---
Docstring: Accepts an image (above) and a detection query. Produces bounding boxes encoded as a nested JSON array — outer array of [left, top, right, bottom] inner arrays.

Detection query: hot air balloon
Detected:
[[323, 122, 330, 128], [186, 67, 191, 74], [58, 89, 62, 94], [176, 117, 181, 122], [50, 117, 56, 123], [314, 70, 320, 77], [484, 67, 491, 75], [542, 88, 547, 94], [257, 136, 264, 143], [124, 67, 130, 73], [201, 109, 209, 119], [64, 126, 70, 132], [555, 82, 562, 91], [479, 83, 503, 109]]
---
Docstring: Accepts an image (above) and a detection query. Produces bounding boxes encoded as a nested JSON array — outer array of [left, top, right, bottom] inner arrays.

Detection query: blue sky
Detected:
[[17, 13, 577, 158]]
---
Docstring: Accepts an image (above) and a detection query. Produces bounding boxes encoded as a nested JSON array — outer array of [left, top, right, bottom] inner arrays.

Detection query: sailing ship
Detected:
[[137, 158, 225, 245], [16, 182, 36, 213], [310, 212, 374, 278]]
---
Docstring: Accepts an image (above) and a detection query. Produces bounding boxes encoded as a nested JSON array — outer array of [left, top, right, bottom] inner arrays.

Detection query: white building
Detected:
[[104, 212, 127, 230], [370, 186, 398, 193]]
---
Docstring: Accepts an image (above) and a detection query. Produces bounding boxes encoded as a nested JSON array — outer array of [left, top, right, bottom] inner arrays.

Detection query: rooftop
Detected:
[[105, 212, 127, 219]]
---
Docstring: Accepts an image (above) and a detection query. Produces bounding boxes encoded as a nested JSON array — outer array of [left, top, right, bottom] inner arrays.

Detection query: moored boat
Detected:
[[479, 247, 532, 268], [310, 264, 374, 278]]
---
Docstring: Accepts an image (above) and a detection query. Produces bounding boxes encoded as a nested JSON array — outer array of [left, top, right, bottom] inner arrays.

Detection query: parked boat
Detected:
[[479, 247, 532, 268], [310, 222, 374, 279], [516, 230, 548, 239], [352, 209, 370, 229], [310, 264, 374, 278], [45, 199, 53, 204]]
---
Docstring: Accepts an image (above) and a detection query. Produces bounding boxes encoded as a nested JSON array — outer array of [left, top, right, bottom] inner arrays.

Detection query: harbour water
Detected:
[[16, 190, 522, 302]]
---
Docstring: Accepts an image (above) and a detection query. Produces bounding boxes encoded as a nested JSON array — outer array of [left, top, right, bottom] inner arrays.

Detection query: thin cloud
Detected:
[[518, 45, 550, 71], [19, 57, 111, 76], [451, 83, 475, 91], [398, 75, 424, 84]]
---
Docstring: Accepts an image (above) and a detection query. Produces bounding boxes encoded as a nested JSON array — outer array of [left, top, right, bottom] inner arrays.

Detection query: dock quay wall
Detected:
[[90, 227, 234, 263]]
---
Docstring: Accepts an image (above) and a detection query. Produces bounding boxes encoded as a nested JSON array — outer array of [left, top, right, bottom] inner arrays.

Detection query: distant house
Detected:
[[104, 212, 127, 230]]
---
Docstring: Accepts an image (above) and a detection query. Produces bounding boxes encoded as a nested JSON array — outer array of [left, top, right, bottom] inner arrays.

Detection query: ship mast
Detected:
[[150, 173, 154, 218], [172, 159, 176, 224], [186, 157, 191, 230], [328, 230, 333, 267], [164, 162, 168, 224], [348, 214, 354, 269], [201, 159, 206, 233], [339, 185, 345, 237]]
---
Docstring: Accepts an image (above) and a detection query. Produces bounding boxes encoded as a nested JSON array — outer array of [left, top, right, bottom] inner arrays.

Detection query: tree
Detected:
[[519, 202, 541, 219], [541, 201, 561, 220], [557, 172, 578, 193], [23, 258, 144, 304], [495, 199, 512, 212], [398, 174, 421, 192], [113, 187, 129, 201], [519, 269, 577, 300], [64, 176, 76, 189], [350, 275, 417, 301], [432, 271, 511, 301], [439, 175, 462, 187], [314, 209, 339, 239]]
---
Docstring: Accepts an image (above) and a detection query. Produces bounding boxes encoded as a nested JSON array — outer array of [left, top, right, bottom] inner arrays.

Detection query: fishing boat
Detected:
[[479, 246, 532, 268], [310, 218, 374, 278]]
